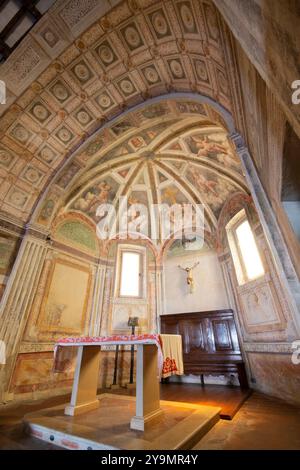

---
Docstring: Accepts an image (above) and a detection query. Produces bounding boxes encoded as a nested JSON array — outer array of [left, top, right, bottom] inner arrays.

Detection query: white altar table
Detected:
[[53, 334, 183, 431]]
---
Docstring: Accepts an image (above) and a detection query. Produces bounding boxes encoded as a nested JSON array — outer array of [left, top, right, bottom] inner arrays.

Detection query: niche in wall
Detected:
[[164, 236, 229, 314], [106, 240, 156, 334]]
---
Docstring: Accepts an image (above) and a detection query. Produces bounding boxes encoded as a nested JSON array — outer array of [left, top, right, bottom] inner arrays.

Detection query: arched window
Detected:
[[226, 210, 264, 285], [114, 244, 146, 298]]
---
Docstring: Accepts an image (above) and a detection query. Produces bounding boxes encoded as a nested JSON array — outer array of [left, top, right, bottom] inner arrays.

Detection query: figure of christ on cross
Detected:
[[178, 262, 200, 293]]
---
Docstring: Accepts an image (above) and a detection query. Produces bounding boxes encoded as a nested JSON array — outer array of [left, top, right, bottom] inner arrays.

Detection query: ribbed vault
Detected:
[[41, 97, 249, 246]]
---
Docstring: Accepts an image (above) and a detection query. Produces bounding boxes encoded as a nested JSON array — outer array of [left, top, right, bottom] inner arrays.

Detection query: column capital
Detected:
[[0, 211, 25, 237], [25, 223, 50, 241]]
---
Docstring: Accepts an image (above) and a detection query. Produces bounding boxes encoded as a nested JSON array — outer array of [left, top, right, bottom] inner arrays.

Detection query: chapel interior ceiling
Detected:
[[61, 115, 247, 232], [34, 98, 248, 241], [0, 0, 234, 225]]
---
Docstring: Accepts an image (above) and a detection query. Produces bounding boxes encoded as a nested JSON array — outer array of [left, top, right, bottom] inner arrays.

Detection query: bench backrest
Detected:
[[160, 310, 243, 366]]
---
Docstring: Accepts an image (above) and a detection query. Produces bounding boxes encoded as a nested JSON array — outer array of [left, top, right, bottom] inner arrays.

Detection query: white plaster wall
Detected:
[[163, 250, 229, 313]]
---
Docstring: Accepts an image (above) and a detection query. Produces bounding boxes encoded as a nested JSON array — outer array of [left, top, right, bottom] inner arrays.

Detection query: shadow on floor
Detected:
[[0, 384, 299, 450]]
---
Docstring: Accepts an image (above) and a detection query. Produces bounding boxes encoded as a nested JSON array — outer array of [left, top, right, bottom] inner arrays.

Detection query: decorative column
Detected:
[[231, 132, 300, 328], [88, 263, 106, 337], [154, 265, 164, 333], [0, 224, 49, 402], [148, 269, 157, 333], [99, 265, 113, 336]]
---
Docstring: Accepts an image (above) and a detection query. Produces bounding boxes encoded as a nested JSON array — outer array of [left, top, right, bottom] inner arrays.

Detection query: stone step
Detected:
[[23, 393, 221, 450]]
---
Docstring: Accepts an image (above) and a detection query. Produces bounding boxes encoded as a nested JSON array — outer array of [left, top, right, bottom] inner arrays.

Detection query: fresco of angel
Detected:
[[73, 180, 112, 216], [192, 169, 223, 204], [189, 134, 241, 172], [190, 135, 228, 157]]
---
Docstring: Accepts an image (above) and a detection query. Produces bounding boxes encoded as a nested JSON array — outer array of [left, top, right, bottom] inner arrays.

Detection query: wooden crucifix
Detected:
[[178, 262, 200, 294]]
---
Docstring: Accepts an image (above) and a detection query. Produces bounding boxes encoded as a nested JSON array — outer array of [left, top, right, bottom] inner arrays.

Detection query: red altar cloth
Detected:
[[53, 334, 183, 378]]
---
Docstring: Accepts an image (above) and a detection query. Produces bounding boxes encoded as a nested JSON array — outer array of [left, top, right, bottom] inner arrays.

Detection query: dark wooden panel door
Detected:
[[211, 319, 233, 351], [181, 319, 205, 355]]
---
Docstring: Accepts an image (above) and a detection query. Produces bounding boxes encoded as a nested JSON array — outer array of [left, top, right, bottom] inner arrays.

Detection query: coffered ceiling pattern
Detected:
[[0, 0, 232, 224]]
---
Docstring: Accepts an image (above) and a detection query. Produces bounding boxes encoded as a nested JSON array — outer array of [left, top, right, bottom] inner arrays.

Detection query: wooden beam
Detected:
[[22, 0, 42, 20], [0, 38, 11, 59], [0, 0, 44, 60], [0, 7, 28, 40]]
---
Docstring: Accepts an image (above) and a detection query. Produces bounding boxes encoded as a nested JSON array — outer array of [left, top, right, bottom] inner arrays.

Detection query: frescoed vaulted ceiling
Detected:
[[35, 98, 248, 244], [0, 0, 235, 226]]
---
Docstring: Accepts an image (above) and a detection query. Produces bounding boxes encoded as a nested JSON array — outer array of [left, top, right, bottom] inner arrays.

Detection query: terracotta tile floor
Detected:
[[0, 386, 300, 450], [193, 392, 300, 450]]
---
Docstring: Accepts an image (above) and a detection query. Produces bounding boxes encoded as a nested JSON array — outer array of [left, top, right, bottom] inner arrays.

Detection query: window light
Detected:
[[120, 251, 141, 297], [235, 220, 264, 281]]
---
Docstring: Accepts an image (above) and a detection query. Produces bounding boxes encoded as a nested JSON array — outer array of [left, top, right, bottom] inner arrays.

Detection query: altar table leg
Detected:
[[65, 346, 101, 416], [130, 344, 163, 431]]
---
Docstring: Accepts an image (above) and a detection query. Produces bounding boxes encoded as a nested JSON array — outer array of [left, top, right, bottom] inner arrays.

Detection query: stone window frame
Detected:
[[114, 244, 147, 300], [226, 209, 265, 285]]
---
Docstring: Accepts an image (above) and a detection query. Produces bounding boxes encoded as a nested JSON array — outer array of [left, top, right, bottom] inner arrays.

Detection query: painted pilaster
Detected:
[[149, 269, 157, 333], [155, 266, 164, 333], [0, 224, 49, 401], [99, 265, 113, 336], [88, 264, 106, 337]]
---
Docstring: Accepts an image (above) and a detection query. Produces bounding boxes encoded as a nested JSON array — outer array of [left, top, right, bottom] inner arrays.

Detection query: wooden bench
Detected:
[[160, 310, 249, 389]]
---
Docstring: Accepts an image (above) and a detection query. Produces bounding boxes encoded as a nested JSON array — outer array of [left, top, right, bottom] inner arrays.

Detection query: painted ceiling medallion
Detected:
[[51, 81, 70, 103], [97, 92, 113, 109], [168, 59, 185, 79], [152, 11, 169, 37], [218, 69, 229, 94], [123, 24, 143, 49], [38, 145, 57, 164], [194, 59, 209, 82], [42, 29, 58, 48], [179, 3, 197, 33], [40, 130, 49, 139], [204, 4, 220, 41], [7, 188, 28, 209], [56, 126, 74, 144], [73, 62, 92, 83], [0, 147, 15, 168], [143, 66, 160, 84], [97, 42, 116, 66], [10, 124, 31, 144], [124, 27, 140, 48], [119, 78, 136, 96], [21, 166, 43, 185], [31, 102, 50, 122], [76, 109, 92, 126]]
